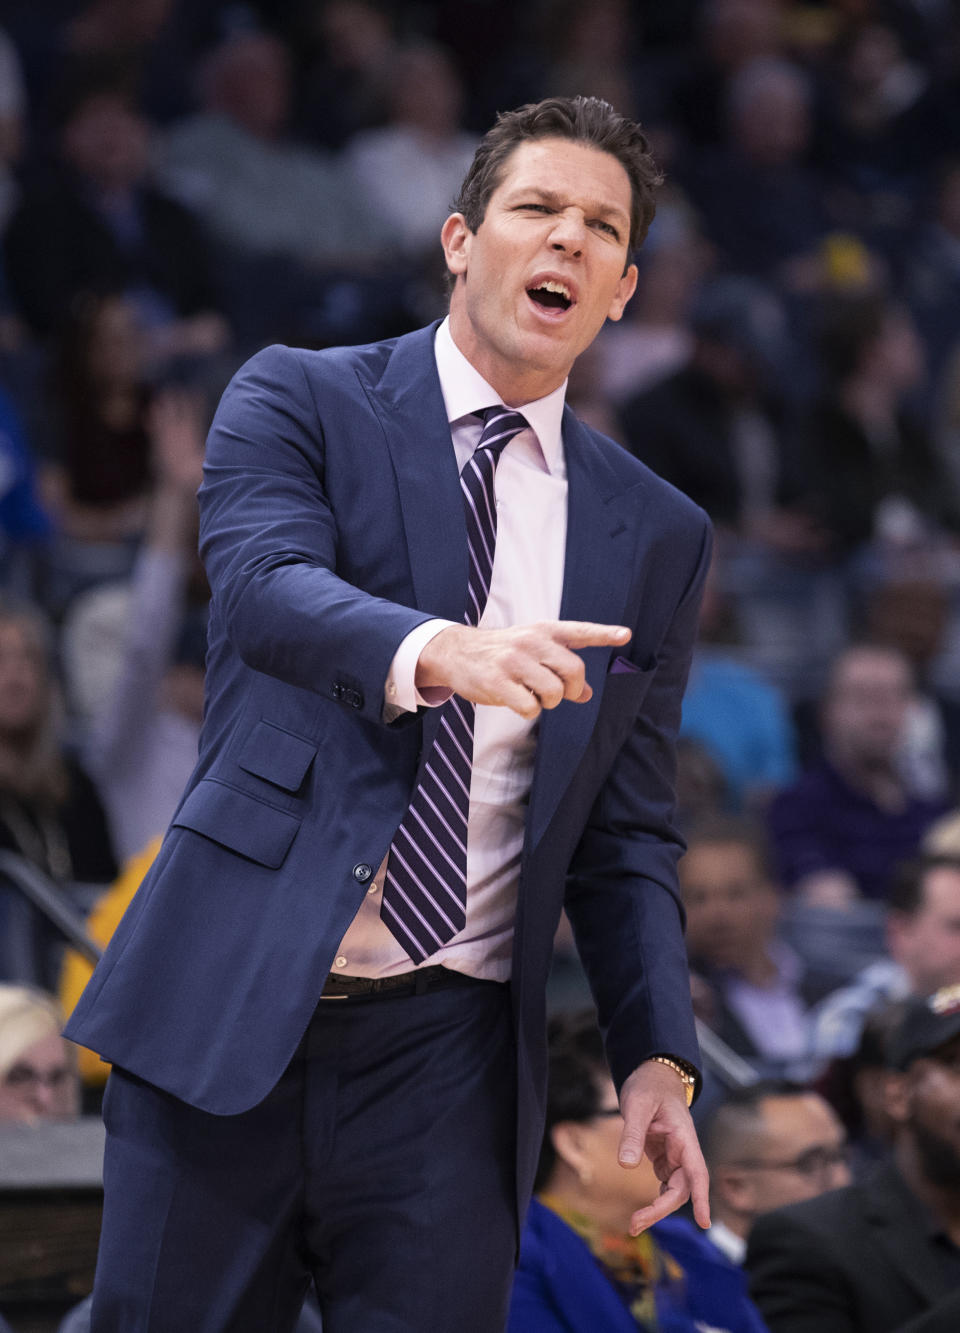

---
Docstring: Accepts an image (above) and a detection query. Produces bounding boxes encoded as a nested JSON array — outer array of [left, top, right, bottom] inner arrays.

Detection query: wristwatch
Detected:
[[648, 1055, 697, 1107]]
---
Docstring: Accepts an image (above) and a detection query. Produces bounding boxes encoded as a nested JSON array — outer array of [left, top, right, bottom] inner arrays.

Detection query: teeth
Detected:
[[540, 280, 571, 299]]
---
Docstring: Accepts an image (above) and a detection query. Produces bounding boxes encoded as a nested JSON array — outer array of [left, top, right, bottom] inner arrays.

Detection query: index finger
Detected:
[[551, 622, 631, 649]]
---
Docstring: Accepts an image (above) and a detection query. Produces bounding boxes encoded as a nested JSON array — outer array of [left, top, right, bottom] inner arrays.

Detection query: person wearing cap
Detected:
[[744, 985, 960, 1332]]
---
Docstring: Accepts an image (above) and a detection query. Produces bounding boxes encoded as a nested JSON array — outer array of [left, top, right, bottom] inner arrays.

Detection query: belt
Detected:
[[320, 964, 494, 1000]]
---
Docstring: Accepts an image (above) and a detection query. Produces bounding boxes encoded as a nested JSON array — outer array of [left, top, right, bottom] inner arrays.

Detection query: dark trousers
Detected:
[[90, 980, 518, 1332]]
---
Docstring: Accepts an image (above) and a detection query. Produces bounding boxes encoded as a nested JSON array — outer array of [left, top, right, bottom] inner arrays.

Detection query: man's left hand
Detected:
[[617, 1060, 711, 1235]]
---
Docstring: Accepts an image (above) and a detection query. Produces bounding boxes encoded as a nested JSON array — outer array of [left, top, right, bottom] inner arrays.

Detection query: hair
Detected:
[[454, 95, 662, 255], [683, 813, 774, 882], [0, 599, 67, 805], [888, 854, 960, 917], [700, 1079, 810, 1168], [535, 1010, 610, 1191], [0, 985, 65, 1082]]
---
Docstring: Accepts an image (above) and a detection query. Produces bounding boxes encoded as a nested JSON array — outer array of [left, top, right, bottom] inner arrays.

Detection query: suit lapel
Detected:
[[526, 409, 641, 851], [363, 323, 469, 627], [864, 1164, 955, 1306]]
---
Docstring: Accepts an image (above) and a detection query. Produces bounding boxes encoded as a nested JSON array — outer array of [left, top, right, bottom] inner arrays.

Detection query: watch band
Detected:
[[648, 1054, 697, 1107]]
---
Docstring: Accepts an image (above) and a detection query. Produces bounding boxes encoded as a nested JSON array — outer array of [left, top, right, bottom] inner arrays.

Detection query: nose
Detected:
[[29, 1081, 57, 1117], [548, 209, 586, 256], [828, 1158, 853, 1190]]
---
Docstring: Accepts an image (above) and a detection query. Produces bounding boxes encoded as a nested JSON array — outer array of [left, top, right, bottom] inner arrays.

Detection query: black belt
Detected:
[[320, 964, 496, 1000]]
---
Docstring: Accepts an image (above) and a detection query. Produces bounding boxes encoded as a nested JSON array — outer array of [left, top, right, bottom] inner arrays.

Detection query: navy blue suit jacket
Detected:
[[67, 324, 711, 1210]]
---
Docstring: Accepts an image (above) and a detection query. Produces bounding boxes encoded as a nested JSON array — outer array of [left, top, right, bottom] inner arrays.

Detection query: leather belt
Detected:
[[320, 964, 494, 1000]]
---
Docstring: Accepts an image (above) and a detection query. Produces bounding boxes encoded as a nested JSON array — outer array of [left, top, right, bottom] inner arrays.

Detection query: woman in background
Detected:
[[0, 983, 79, 1122], [509, 1011, 768, 1333], [0, 599, 116, 986]]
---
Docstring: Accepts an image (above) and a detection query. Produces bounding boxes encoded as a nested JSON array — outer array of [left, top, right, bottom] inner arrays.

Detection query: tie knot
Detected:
[[475, 406, 529, 459]]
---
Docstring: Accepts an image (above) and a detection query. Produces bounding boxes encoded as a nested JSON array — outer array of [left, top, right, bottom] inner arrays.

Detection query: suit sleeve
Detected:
[[745, 1209, 860, 1333], [198, 344, 433, 725], [564, 510, 712, 1093]]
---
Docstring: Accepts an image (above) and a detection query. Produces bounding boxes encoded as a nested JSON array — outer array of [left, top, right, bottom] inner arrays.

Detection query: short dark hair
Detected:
[[535, 1010, 610, 1191], [888, 855, 960, 916], [683, 813, 774, 883], [454, 95, 662, 254], [701, 1079, 810, 1167]]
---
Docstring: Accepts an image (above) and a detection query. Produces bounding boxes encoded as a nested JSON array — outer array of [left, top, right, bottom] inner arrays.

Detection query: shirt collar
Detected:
[[707, 1221, 747, 1266], [433, 316, 567, 477]]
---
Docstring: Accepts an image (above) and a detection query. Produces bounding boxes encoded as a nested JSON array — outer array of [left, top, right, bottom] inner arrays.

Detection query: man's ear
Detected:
[[712, 1164, 756, 1216], [550, 1121, 592, 1179], [606, 262, 638, 322], [441, 213, 471, 280]]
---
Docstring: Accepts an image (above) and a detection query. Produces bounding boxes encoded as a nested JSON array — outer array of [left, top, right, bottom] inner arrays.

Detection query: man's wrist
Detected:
[[646, 1055, 697, 1107]]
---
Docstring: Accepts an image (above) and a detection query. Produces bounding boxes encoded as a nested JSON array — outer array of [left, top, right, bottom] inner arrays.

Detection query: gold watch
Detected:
[[648, 1055, 697, 1107]]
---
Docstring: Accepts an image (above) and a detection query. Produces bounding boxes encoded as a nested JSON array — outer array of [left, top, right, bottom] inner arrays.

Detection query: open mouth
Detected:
[[527, 280, 573, 312]]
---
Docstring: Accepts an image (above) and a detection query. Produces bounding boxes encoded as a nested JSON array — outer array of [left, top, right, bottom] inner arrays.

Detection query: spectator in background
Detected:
[[0, 599, 116, 987], [812, 856, 960, 1062], [345, 43, 477, 262], [746, 986, 960, 1331], [43, 292, 153, 546], [700, 1080, 850, 1267], [768, 645, 949, 905], [815, 1003, 904, 1179], [2, 68, 226, 360], [669, 0, 785, 151], [814, 22, 945, 249], [77, 388, 207, 861], [156, 31, 387, 272], [0, 984, 79, 1122], [680, 554, 797, 809], [682, 57, 831, 286], [681, 817, 830, 1078], [619, 276, 814, 548], [801, 293, 960, 559], [860, 578, 960, 804], [293, 0, 397, 151], [509, 1011, 768, 1333]]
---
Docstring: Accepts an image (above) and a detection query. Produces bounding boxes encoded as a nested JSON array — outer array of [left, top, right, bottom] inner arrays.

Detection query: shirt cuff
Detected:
[[384, 618, 456, 718]]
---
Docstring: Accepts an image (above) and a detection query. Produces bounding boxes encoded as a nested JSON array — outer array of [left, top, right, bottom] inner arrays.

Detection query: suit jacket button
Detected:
[[346, 688, 363, 709], [331, 683, 344, 700], [353, 863, 372, 883]]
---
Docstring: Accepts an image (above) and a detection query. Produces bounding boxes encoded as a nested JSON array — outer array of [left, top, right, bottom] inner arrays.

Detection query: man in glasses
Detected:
[[746, 987, 960, 1331], [700, 1079, 850, 1267]]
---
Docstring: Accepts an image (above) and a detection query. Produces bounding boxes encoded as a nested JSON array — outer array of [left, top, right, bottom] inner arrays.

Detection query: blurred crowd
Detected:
[[3, 0, 960, 1330]]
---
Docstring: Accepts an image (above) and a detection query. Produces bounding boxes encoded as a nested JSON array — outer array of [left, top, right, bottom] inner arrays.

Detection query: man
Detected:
[[701, 1080, 850, 1266], [812, 854, 960, 1062], [67, 96, 712, 1331], [746, 987, 960, 1331], [768, 644, 949, 905], [681, 817, 832, 1079]]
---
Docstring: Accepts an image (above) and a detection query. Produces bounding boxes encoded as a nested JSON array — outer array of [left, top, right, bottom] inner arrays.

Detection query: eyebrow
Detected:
[[506, 185, 629, 228]]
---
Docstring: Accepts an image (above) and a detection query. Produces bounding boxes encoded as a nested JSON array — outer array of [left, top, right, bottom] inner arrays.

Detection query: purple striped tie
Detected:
[[381, 406, 530, 963]]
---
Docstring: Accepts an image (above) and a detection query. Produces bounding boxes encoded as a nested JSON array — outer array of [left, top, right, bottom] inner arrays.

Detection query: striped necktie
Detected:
[[381, 406, 530, 963]]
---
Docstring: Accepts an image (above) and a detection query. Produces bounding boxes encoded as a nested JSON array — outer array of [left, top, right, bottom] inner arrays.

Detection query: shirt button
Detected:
[[368, 881, 379, 895], [387, 683, 397, 697], [334, 955, 347, 969]]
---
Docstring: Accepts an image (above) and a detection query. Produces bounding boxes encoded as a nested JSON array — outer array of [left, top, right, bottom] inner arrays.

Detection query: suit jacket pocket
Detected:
[[172, 778, 302, 868], [601, 660, 656, 707], [237, 719, 317, 793]]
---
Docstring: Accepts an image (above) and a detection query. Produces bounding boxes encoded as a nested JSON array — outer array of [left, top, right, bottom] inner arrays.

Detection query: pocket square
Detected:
[[609, 655, 641, 675]]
